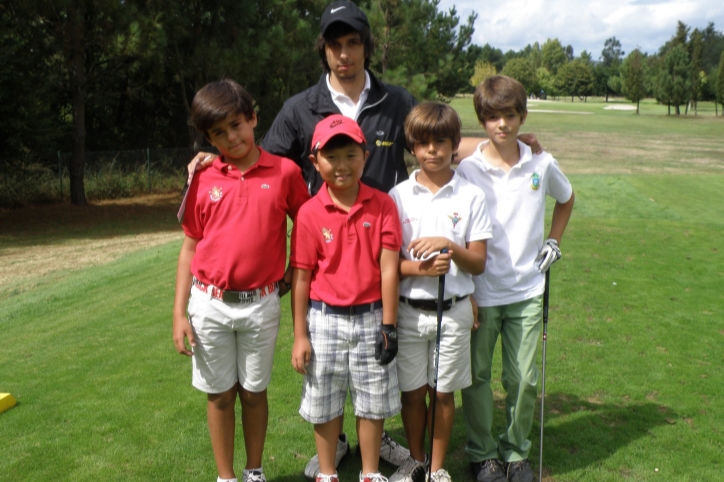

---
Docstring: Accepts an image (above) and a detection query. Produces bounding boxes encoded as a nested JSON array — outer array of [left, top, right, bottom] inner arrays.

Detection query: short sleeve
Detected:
[[544, 156, 573, 204], [181, 177, 203, 240], [380, 196, 402, 251], [290, 205, 317, 270], [466, 188, 493, 243]]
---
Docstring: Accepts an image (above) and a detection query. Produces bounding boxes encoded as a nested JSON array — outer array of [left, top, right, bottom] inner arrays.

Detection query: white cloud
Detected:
[[439, 0, 724, 57]]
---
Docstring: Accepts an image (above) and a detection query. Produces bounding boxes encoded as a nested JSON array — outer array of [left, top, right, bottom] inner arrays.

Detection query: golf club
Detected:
[[427, 248, 448, 482], [539, 268, 550, 482]]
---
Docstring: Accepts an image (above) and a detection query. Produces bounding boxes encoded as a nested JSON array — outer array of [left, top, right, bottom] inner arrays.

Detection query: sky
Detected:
[[437, 0, 724, 59]]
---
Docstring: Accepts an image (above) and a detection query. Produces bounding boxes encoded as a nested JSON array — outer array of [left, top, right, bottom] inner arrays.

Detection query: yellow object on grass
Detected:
[[0, 393, 17, 414]]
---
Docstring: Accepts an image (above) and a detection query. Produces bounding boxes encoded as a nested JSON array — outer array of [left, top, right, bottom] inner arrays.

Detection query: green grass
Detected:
[[2, 99, 724, 481]]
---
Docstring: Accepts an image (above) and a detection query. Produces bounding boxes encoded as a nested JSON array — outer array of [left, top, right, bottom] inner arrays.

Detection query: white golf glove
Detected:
[[536, 238, 561, 272]]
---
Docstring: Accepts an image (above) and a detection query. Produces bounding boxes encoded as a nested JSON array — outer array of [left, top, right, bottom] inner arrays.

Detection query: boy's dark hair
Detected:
[[315, 134, 366, 154], [474, 75, 527, 124], [404, 102, 462, 151], [316, 22, 374, 74], [190, 79, 256, 137]]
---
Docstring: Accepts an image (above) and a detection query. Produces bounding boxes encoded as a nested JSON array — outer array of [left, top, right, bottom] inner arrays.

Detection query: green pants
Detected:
[[461, 295, 543, 463]]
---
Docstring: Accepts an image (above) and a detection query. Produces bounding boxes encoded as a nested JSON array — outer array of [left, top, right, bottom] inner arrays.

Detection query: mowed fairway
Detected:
[[1, 98, 723, 481]]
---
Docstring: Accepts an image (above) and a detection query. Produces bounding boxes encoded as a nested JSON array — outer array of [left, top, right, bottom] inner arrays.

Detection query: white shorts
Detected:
[[396, 296, 474, 393], [187, 285, 281, 394]]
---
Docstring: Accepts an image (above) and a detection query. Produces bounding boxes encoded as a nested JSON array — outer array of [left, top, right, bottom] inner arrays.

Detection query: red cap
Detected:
[[311, 114, 367, 152]]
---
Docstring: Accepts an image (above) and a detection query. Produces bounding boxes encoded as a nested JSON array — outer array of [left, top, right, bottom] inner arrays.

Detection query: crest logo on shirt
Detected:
[[448, 212, 462, 228], [363, 222, 371, 228], [261, 184, 270, 189], [209, 186, 223, 202], [321, 227, 334, 243], [531, 173, 541, 190]]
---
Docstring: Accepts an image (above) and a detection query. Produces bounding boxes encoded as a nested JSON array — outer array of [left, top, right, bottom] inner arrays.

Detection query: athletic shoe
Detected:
[[304, 433, 351, 481], [380, 431, 410, 467], [469, 459, 507, 482], [430, 468, 452, 482], [389, 455, 428, 482], [360, 472, 389, 482], [316, 474, 339, 482], [243, 471, 266, 482], [504, 460, 536, 482]]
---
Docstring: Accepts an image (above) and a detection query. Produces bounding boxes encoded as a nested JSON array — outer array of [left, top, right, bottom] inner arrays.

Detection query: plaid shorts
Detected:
[[299, 304, 402, 424]]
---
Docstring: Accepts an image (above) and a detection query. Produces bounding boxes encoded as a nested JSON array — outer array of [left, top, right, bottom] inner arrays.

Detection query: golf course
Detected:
[[1, 97, 722, 481]]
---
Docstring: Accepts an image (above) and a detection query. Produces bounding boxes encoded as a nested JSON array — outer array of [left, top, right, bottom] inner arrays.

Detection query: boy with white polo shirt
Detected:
[[456, 75, 575, 482], [172, 79, 310, 482], [387, 102, 491, 482], [290, 114, 402, 482]]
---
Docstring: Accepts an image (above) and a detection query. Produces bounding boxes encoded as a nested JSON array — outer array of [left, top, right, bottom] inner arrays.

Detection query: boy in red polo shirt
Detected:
[[173, 79, 309, 482], [290, 114, 402, 482]]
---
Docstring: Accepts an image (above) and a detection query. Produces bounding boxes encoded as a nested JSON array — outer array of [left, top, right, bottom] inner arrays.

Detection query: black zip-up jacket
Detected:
[[261, 71, 417, 195]]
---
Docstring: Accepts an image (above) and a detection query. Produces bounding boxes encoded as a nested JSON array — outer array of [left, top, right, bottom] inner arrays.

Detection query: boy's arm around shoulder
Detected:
[[173, 236, 199, 356]]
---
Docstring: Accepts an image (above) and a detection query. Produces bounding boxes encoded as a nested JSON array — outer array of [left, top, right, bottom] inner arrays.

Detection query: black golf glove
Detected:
[[375, 324, 398, 365]]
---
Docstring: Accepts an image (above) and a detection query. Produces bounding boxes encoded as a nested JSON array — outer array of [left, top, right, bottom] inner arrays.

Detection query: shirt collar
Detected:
[[211, 147, 270, 174], [326, 71, 371, 102], [317, 181, 373, 212], [472, 140, 533, 172], [410, 169, 459, 194]]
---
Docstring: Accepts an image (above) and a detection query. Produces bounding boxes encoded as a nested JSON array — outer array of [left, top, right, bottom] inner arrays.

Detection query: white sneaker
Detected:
[[430, 469, 452, 482], [360, 472, 389, 482], [242, 471, 266, 482], [389, 455, 428, 482], [380, 431, 411, 467], [304, 433, 351, 481]]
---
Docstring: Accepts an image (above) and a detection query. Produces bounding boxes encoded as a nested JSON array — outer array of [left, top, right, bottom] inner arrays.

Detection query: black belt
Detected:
[[309, 299, 382, 315], [399, 295, 468, 312]]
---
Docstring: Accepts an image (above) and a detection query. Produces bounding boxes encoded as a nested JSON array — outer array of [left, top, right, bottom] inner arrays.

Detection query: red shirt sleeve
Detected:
[[380, 195, 402, 252], [290, 203, 317, 270]]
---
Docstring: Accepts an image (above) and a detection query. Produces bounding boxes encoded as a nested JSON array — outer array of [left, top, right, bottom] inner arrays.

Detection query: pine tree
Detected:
[[621, 49, 647, 114]]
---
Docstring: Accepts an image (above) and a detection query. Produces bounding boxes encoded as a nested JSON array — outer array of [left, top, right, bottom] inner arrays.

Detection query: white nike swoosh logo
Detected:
[[331, 6, 346, 13]]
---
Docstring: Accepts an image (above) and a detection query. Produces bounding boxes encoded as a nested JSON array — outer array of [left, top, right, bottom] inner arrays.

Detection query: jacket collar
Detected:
[[309, 70, 386, 115]]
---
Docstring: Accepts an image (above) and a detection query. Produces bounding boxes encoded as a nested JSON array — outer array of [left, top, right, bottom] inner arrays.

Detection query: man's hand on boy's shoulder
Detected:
[[518, 133, 543, 154], [186, 152, 216, 184]]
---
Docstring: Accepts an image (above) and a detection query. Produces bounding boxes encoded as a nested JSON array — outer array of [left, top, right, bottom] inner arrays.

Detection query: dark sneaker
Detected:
[[504, 460, 536, 482], [470, 459, 507, 482]]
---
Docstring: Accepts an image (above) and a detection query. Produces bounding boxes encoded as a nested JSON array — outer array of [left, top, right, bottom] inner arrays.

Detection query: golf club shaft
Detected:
[[429, 248, 447, 479], [539, 268, 550, 481]]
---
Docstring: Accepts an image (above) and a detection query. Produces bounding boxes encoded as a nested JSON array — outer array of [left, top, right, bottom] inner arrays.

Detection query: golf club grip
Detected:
[[436, 248, 448, 321]]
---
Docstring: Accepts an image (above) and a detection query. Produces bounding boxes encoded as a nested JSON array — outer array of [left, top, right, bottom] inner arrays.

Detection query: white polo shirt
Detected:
[[389, 170, 492, 300], [326, 71, 371, 120], [456, 141, 573, 307]]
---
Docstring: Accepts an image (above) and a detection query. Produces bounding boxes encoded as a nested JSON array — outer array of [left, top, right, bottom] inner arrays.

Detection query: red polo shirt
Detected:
[[291, 182, 402, 306], [183, 148, 309, 290]]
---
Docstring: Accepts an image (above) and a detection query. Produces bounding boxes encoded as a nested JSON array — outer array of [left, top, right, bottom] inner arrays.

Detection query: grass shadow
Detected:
[[0, 192, 183, 247]]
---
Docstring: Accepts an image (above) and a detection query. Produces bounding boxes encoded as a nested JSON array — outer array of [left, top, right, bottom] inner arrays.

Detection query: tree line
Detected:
[[1, 2, 723, 205], [470, 21, 724, 116]]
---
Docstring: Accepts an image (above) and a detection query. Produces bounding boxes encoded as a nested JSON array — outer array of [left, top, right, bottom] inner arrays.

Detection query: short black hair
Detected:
[[316, 22, 374, 74]]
